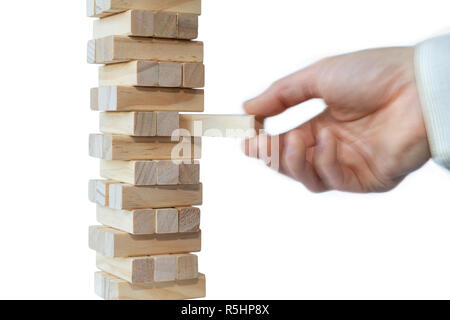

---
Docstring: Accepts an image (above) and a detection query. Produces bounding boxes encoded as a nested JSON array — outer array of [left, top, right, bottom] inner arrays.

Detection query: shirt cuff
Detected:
[[415, 34, 450, 169]]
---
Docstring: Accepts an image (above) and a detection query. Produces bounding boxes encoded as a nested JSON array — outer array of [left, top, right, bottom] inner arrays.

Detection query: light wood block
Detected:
[[153, 255, 177, 282], [89, 225, 202, 257], [88, 179, 115, 206], [99, 61, 204, 88], [96, 205, 156, 234], [178, 206, 201, 233], [96, 253, 198, 283], [182, 63, 204, 88], [89, 134, 201, 160], [156, 160, 179, 185], [88, 36, 203, 64], [177, 13, 198, 40], [179, 161, 200, 184], [96, 204, 201, 234], [99, 111, 157, 136], [108, 182, 202, 210], [99, 112, 180, 137], [154, 12, 177, 38], [88, 0, 202, 18], [179, 114, 262, 138], [100, 160, 199, 186], [95, 271, 206, 300], [176, 254, 198, 280], [155, 208, 179, 234], [91, 86, 204, 112], [93, 10, 193, 40]]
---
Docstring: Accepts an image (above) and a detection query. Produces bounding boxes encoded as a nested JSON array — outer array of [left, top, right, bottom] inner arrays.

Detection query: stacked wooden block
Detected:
[[87, 0, 206, 300]]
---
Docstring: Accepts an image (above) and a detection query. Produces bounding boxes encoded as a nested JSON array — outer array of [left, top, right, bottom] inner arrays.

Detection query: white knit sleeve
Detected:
[[415, 34, 450, 169]]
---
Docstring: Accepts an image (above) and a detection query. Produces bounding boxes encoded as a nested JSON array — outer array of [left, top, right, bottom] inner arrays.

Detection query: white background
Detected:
[[0, 0, 449, 299]]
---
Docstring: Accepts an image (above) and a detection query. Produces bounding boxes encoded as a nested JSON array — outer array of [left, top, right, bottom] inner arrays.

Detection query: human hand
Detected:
[[244, 47, 430, 193]]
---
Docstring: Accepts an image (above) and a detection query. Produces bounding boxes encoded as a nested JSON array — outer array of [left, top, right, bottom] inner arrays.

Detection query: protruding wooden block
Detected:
[[91, 86, 204, 112], [153, 255, 177, 282], [97, 254, 155, 283], [176, 254, 198, 280], [179, 114, 262, 138], [95, 271, 206, 300], [88, 36, 203, 64], [96, 204, 201, 234], [89, 225, 202, 257], [96, 205, 156, 235], [108, 182, 202, 210], [179, 161, 200, 184], [89, 179, 115, 206], [177, 13, 198, 40], [178, 206, 201, 233], [155, 208, 179, 234], [182, 63, 205, 88], [89, 134, 201, 160], [88, 0, 202, 18]]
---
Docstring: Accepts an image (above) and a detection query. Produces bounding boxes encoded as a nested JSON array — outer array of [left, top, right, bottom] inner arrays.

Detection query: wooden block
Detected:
[[154, 12, 177, 38], [177, 13, 198, 40], [109, 182, 202, 210], [95, 271, 206, 300], [156, 112, 180, 136], [100, 160, 198, 186], [89, 134, 201, 160], [99, 111, 157, 136], [89, 225, 202, 257], [182, 63, 205, 88], [153, 255, 177, 282], [179, 114, 262, 138], [179, 161, 200, 184], [88, 179, 115, 206], [96, 253, 198, 284], [101, 160, 157, 185], [93, 10, 152, 39], [99, 61, 159, 87], [178, 206, 201, 233], [176, 254, 198, 280], [155, 208, 179, 234], [88, 36, 203, 64], [158, 62, 182, 87], [96, 205, 156, 235], [91, 86, 204, 112], [89, 0, 202, 18], [97, 254, 154, 283]]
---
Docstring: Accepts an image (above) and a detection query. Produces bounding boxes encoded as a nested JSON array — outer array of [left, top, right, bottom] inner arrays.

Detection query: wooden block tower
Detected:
[[87, 0, 206, 300]]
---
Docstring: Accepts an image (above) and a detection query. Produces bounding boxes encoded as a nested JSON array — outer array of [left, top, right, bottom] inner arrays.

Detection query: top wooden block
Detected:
[[87, 0, 202, 17]]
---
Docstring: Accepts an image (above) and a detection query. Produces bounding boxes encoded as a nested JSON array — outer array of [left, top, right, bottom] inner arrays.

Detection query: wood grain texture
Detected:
[[178, 206, 201, 233], [96, 204, 201, 235], [177, 13, 198, 40], [182, 63, 204, 88], [88, 179, 116, 206], [96, 205, 156, 234], [89, 225, 202, 257], [108, 182, 203, 210], [155, 208, 179, 234], [96, 253, 198, 283], [91, 86, 204, 112], [88, 36, 203, 64], [179, 114, 262, 138], [89, 134, 201, 160], [88, 0, 202, 18], [95, 271, 206, 300], [100, 160, 199, 185], [154, 12, 177, 38], [99, 61, 204, 88]]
